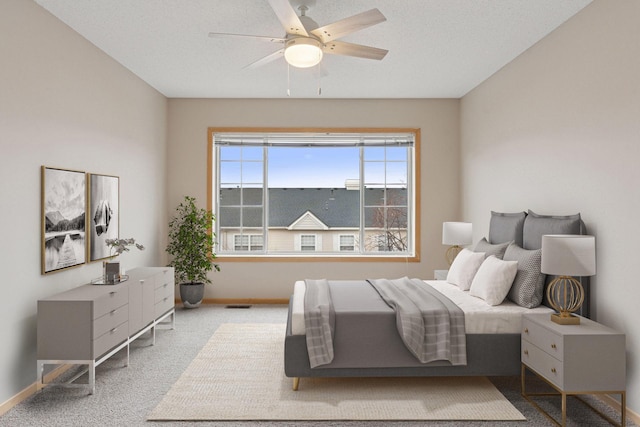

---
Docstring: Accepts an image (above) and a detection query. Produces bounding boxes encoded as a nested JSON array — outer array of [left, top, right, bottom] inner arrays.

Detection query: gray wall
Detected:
[[461, 0, 640, 415], [0, 0, 168, 405]]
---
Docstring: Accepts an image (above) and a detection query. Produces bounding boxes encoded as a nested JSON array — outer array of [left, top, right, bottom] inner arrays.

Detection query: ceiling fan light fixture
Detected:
[[284, 38, 323, 68]]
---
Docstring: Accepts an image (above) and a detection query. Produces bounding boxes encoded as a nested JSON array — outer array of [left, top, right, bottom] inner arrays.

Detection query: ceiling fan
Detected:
[[208, 0, 388, 70]]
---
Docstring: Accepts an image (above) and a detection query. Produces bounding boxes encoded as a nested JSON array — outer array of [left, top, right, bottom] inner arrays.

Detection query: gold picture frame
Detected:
[[41, 166, 87, 274]]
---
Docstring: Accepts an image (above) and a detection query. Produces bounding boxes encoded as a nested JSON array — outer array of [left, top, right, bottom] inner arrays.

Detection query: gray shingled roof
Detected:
[[218, 188, 407, 228]]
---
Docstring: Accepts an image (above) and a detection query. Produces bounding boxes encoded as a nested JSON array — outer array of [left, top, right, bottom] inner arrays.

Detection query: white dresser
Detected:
[[37, 267, 175, 394], [521, 312, 626, 426]]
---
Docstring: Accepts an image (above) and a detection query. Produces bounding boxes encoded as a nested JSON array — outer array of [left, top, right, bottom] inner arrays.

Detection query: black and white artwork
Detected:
[[88, 173, 119, 262], [41, 166, 86, 274]]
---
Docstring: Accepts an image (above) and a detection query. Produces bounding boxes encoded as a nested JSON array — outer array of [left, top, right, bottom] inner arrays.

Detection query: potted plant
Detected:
[[166, 196, 220, 308]]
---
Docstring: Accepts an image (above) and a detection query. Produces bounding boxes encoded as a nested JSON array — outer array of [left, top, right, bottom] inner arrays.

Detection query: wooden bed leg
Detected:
[[292, 377, 300, 391]]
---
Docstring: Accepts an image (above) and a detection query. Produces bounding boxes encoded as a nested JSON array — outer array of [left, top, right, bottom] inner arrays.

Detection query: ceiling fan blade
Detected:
[[208, 32, 285, 44], [311, 8, 386, 43], [322, 41, 388, 60], [244, 49, 285, 69], [267, 0, 308, 36]]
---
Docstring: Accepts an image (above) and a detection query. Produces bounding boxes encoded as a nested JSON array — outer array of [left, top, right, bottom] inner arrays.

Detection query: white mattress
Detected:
[[290, 279, 552, 335]]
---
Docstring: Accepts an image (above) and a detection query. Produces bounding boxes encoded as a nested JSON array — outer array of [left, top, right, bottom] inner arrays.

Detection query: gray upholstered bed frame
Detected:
[[284, 210, 590, 389]]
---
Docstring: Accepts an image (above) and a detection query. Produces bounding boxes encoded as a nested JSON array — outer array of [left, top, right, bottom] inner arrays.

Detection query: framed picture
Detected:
[[41, 166, 87, 274], [88, 173, 120, 262]]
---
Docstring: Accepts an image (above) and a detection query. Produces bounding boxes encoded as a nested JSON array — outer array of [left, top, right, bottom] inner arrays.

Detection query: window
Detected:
[[233, 234, 263, 251], [339, 235, 356, 251], [299, 234, 317, 251], [209, 128, 419, 260]]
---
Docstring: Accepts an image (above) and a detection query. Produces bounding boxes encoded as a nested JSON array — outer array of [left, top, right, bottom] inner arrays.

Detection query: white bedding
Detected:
[[290, 279, 552, 335]]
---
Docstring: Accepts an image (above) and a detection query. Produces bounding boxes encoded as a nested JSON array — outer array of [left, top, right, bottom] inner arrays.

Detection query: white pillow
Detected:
[[446, 248, 486, 291], [469, 255, 518, 306]]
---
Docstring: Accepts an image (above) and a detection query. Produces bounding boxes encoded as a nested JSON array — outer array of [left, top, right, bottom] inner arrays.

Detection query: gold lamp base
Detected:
[[550, 312, 581, 325], [546, 275, 585, 326], [445, 245, 462, 266]]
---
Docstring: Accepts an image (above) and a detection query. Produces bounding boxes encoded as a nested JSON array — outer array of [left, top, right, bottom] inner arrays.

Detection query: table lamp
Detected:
[[541, 234, 596, 325], [442, 222, 472, 265]]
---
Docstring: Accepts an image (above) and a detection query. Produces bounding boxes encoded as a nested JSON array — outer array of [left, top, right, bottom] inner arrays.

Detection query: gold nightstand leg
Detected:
[[523, 364, 625, 427], [621, 391, 626, 427]]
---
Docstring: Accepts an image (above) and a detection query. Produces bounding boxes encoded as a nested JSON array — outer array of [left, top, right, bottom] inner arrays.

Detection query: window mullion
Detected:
[[359, 144, 365, 254], [262, 144, 268, 254]]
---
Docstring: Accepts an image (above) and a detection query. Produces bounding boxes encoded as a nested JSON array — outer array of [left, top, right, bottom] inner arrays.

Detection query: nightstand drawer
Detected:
[[522, 341, 564, 389], [522, 316, 564, 360], [434, 270, 448, 280]]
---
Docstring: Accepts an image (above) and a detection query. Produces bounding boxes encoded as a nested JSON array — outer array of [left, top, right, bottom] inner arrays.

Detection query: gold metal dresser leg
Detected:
[[292, 377, 300, 391]]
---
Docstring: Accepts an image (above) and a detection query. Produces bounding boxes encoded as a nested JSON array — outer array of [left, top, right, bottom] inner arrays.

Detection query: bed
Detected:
[[284, 210, 590, 390]]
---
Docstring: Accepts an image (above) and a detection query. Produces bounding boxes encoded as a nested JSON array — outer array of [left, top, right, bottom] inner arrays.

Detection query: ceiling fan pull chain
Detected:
[[287, 63, 291, 97], [317, 64, 322, 96]]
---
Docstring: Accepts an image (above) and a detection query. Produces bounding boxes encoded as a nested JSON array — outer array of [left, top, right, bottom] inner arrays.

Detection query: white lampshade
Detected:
[[541, 235, 596, 276], [284, 38, 323, 68], [442, 222, 473, 246]]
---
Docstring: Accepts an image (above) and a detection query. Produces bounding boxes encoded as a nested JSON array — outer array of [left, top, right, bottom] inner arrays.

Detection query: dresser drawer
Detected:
[[93, 320, 128, 358], [156, 268, 174, 283], [155, 296, 174, 318], [155, 281, 173, 302], [93, 288, 128, 319], [522, 316, 564, 360], [522, 340, 564, 389], [94, 304, 128, 338]]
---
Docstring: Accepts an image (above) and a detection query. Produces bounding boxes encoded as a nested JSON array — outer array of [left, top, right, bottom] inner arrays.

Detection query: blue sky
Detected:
[[268, 147, 359, 188], [220, 146, 408, 188]]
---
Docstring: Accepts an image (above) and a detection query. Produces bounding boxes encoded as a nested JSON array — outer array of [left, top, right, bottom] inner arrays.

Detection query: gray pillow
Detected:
[[504, 243, 545, 308], [522, 210, 581, 250], [489, 211, 526, 247], [474, 237, 511, 260]]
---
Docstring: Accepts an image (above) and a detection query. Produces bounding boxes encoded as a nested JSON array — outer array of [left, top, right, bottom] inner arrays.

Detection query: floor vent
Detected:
[[225, 304, 252, 309]]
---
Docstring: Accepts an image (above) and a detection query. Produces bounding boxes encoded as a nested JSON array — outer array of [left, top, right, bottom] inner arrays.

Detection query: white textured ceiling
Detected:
[[34, 0, 592, 98]]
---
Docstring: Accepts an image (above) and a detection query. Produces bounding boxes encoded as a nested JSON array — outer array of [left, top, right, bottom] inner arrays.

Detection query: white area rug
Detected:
[[148, 323, 525, 421]]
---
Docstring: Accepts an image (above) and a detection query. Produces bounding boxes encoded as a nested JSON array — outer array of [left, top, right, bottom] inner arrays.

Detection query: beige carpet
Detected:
[[148, 323, 525, 421]]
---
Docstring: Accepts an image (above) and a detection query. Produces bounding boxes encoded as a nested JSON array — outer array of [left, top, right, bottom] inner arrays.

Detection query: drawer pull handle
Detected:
[[524, 350, 528, 356], [109, 291, 116, 296], [524, 328, 529, 334], [551, 368, 557, 374], [140, 280, 145, 284], [551, 344, 557, 349], [110, 327, 118, 333], [110, 309, 116, 315]]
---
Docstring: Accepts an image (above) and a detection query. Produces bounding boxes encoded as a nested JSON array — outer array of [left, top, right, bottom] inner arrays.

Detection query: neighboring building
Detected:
[[217, 187, 408, 254]]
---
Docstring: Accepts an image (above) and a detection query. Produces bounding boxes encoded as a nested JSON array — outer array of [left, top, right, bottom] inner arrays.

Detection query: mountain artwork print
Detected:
[[41, 166, 86, 274]]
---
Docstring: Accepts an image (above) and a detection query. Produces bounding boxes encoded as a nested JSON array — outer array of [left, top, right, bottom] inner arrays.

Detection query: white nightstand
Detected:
[[434, 269, 448, 280], [521, 312, 626, 426]]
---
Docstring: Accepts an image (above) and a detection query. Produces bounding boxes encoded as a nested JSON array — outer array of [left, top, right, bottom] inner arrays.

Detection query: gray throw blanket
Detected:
[[367, 277, 467, 365], [303, 279, 335, 368]]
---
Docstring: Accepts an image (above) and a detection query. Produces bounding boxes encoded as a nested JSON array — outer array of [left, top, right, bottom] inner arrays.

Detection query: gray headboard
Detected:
[[488, 210, 590, 318]]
